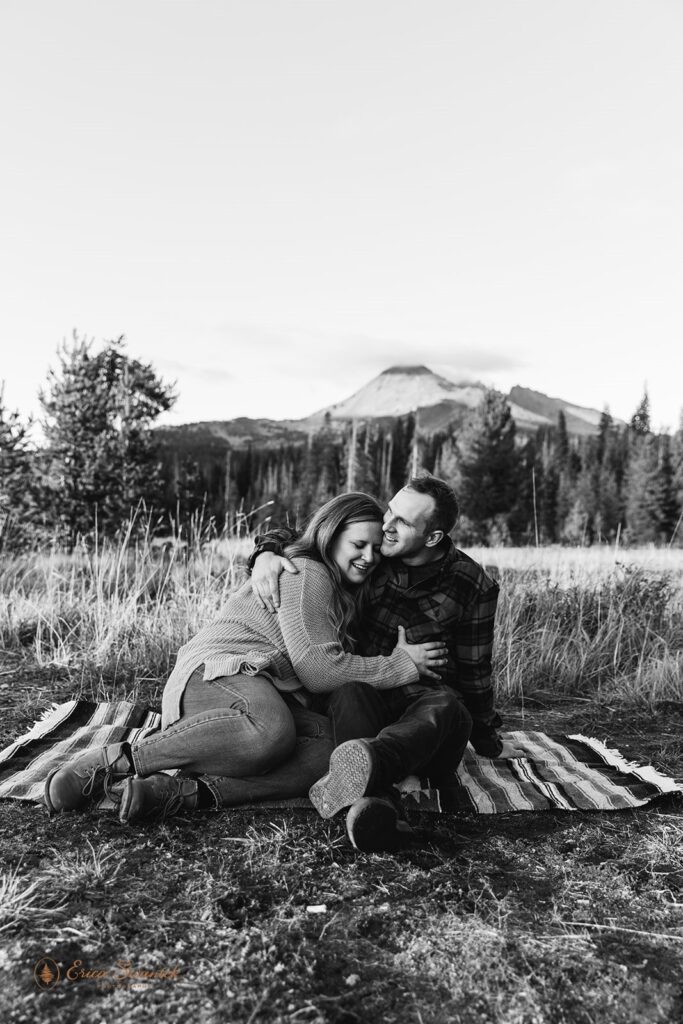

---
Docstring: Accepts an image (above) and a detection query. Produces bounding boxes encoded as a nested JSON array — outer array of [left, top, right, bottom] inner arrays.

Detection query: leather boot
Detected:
[[118, 774, 199, 824], [345, 794, 415, 853], [44, 742, 133, 815]]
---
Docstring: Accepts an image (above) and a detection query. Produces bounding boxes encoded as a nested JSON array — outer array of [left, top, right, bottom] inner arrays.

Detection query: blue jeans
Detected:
[[131, 670, 333, 807], [326, 680, 472, 787]]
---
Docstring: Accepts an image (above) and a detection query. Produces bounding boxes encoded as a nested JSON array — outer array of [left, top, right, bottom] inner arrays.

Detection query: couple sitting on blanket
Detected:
[[45, 475, 502, 852]]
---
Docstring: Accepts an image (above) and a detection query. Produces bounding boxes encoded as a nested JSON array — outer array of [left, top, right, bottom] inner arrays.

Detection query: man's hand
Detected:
[[395, 624, 448, 680], [470, 715, 503, 757], [251, 551, 299, 613]]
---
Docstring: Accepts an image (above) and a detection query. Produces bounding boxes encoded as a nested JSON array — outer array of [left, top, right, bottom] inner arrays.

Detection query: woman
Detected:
[[44, 493, 446, 822]]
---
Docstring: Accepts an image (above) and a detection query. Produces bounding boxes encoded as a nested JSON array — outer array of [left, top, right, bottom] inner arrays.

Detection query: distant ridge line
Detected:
[[155, 364, 618, 447]]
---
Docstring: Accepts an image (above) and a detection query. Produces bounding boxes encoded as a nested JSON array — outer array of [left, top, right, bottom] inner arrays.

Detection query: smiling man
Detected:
[[249, 475, 501, 853], [381, 485, 446, 560]]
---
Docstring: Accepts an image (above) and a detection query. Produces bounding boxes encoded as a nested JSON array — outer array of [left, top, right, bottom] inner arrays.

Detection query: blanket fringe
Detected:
[[0, 700, 79, 763], [568, 733, 683, 794]]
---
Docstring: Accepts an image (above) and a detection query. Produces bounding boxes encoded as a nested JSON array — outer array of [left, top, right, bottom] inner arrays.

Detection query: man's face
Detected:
[[381, 487, 437, 559]]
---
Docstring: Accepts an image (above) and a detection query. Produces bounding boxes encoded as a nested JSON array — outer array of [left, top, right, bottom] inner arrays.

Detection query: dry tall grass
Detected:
[[1, 533, 681, 705], [0, 523, 252, 689], [494, 562, 683, 705], [467, 543, 683, 583]]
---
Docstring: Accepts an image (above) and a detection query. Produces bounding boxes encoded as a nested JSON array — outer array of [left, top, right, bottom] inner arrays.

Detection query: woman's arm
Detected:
[[276, 559, 422, 692]]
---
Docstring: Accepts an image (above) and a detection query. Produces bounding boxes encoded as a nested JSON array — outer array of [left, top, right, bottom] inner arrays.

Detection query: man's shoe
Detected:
[[118, 774, 199, 824], [346, 795, 415, 853], [44, 742, 132, 815], [308, 739, 380, 819]]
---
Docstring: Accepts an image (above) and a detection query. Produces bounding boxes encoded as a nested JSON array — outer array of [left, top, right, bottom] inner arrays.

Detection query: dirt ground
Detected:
[[1, 650, 682, 1024]]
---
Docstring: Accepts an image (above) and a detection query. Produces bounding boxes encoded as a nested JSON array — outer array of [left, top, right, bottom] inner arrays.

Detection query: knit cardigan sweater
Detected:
[[161, 556, 420, 728]]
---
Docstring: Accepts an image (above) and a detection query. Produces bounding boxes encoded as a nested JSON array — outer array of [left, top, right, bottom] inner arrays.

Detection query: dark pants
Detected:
[[326, 681, 472, 788]]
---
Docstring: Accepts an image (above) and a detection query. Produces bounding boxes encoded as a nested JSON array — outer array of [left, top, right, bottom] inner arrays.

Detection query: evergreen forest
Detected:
[[1, 337, 682, 550]]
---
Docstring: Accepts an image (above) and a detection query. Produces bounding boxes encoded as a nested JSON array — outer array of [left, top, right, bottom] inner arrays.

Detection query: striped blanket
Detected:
[[1, 700, 681, 814]]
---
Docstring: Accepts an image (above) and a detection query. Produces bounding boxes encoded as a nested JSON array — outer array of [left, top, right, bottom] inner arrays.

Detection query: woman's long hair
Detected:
[[286, 492, 384, 651]]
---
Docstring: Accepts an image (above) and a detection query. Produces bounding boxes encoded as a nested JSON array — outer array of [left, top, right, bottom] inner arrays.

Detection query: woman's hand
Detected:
[[395, 624, 448, 680]]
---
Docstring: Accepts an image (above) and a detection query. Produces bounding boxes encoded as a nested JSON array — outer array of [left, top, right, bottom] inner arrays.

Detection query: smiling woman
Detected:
[[331, 520, 383, 584], [286, 494, 387, 648]]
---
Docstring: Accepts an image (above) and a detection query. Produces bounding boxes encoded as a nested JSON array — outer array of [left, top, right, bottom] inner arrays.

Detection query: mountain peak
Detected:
[[381, 365, 432, 376], [312, 364, 485, 420]]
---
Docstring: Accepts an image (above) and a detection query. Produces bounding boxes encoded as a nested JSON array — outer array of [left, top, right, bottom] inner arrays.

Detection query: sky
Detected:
[[1, 0, 682, 434]]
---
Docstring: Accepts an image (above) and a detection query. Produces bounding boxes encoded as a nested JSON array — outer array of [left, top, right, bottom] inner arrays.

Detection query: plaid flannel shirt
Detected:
[[249, 530, 500, 727]]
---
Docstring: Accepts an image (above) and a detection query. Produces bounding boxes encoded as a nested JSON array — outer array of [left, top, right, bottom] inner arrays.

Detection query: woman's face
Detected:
[[330, 520, 383, 585]]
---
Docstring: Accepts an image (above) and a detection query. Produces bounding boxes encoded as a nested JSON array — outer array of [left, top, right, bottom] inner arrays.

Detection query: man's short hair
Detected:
[[406, 475, 459, 536]]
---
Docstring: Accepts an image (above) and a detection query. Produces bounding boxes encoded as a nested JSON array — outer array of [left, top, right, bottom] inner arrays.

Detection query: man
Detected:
[[250, 475, 502, 853]]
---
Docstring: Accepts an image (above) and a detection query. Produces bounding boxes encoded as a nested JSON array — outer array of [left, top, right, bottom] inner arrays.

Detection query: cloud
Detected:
[[434, 350, 526, 374], [206, 321, 527, 383]]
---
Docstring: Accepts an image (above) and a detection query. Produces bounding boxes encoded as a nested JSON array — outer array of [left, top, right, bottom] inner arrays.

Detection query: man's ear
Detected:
[[424, 530, 444, 548]]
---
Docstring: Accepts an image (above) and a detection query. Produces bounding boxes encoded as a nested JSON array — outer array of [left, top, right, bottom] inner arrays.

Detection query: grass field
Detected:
[[0, 540, 682, 1023]]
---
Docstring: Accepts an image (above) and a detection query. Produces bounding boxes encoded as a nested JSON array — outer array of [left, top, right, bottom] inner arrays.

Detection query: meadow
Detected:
[[0, 535, 681, 1023]]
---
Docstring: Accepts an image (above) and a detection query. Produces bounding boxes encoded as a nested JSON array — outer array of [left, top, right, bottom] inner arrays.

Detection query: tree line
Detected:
[[1, 336, 682, 550]]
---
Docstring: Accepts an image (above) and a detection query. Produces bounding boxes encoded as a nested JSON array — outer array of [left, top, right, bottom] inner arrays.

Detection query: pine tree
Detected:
[[596, 409, 612, 466], [630, 390, 651, 436], [507, 435, 538, 544], [672, 411, 683, 543], [433, 434, 459, 488], [556, 440, 583, 540], [552, 411, 578, 539], [592, 411, 623, 540], [40, 334, 176, 547], [562, 463, 595, 544], [388, 414, 415, 492], [556, 410, 570, 467], [594, 464, 622, 541], [350, 423, 379, 496], [625, 434, 670, 544], [299, 414, 340, 514], [451, 390, 519, 543], [537, 430, 559, 542], [0, 385, 41, 549], [657, 435, 679, 543]]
